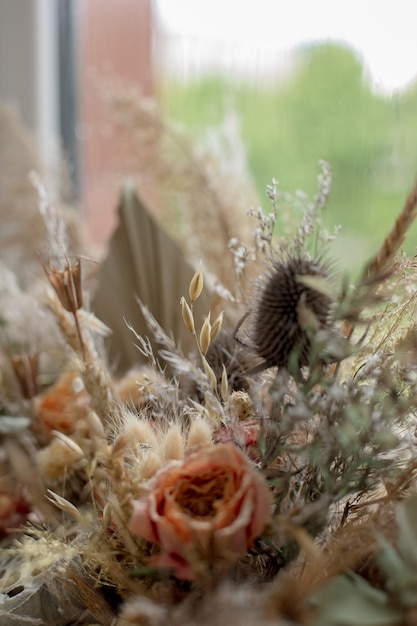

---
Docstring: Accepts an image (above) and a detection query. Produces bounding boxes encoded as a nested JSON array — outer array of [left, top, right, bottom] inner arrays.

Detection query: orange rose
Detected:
[[35, 371, 89, 434], [128, 443, 272, 580]]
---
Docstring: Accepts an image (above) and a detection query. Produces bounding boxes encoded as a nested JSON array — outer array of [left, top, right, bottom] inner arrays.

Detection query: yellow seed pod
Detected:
[[210, 311, 224, 342], [199, 314, 212, 355], [180, 296, 195, 333], [189, 266, 204, 303]]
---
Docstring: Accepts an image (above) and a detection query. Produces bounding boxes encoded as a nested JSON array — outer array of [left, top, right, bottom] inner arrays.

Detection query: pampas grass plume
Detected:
[[116, 413, 159, 452], [161, 423, 185, 461], [187, 415, 213, 449]]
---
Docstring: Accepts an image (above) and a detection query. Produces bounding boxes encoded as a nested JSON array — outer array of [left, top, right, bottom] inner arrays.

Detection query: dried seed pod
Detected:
[[210, 310, 224, 342], [199, 314, 212, 355], [206, 330, 256, 393], [220, 364, 228, 402], [180, 296, 195, 333], [44, 257, 83, 313], [189, 265, 204, 303], [201, 356, 218, 389], [251, 255, 332, 371]]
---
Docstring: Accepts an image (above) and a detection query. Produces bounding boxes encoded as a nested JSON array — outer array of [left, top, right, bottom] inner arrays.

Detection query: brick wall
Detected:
[[79, 0, 153, 246]]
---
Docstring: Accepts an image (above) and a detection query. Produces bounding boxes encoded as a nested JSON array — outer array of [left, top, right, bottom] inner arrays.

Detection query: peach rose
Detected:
[[128, 443, 271, 579]]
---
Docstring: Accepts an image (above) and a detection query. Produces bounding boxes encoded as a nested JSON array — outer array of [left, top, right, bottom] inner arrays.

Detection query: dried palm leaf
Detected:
[[92, 184, 210, 373]]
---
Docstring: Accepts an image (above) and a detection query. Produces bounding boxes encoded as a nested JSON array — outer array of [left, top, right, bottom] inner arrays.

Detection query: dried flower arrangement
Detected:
[[2, 103, 417, 626]]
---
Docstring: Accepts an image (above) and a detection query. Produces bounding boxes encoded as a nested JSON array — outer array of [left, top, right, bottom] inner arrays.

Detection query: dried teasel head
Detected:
[[245, 255, 333, 373]]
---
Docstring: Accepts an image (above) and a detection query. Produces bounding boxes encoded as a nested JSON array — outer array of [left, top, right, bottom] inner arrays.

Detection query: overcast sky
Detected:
[[154, 0, 417, 93]]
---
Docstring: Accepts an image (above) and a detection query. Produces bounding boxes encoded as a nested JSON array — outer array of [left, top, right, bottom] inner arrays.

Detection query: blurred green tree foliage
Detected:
[[159, 42, 417, 271]]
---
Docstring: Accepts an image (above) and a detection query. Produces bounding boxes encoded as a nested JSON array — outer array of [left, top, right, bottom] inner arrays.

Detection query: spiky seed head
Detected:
[[252, 256, 332, 370]]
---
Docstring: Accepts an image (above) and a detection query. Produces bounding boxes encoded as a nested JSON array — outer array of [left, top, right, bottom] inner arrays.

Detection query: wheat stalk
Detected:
[[363, 176, 417, 279]]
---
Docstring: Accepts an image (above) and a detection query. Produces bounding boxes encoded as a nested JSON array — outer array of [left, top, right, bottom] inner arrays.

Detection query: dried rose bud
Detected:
[[44, 257, 83, 313]]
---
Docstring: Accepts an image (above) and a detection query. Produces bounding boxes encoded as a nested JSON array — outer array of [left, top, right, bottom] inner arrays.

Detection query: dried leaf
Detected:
[[92, 185, 210, 372]]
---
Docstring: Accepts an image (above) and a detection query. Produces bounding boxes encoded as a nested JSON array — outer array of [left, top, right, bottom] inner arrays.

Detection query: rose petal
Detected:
[[128, 499, 159, 544], [147, 552, 194, 580]]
